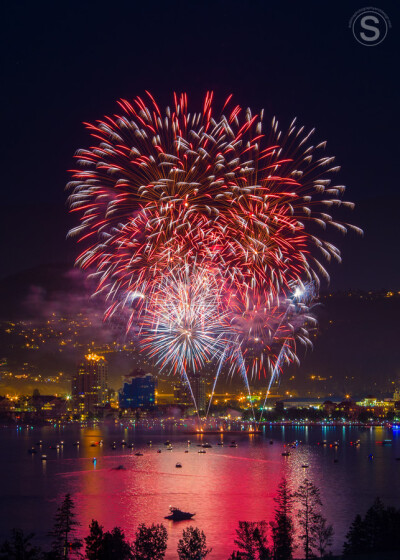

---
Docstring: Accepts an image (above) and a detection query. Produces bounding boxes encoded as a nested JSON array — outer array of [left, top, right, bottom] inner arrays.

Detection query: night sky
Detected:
[[1, 1, 398, 289]]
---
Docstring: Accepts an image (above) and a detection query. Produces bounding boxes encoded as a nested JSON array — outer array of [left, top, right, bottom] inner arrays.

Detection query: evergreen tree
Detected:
[[84, 520, 104, 560], [343, 498, 400, 555], [270, 478, 295, 560], [133, 523, 167, 560], [177, 526, 212, 560], [363, 497, 387, 552], [313, 515, 334, 558], [0, 529, 42, 560], [48, 494, 82, 559], [233, 521, 270, 560], [343, 514, 368, 555], [293, 479, 322, 559]]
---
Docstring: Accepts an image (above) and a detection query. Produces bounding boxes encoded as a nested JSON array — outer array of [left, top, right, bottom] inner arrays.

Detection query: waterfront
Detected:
[[2, 424, 400, 558]]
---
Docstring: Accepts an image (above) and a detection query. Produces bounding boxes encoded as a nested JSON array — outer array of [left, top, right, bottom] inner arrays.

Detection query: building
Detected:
[[191, 373, 206, 412], [72, 353, 108, 415], [119, 370, 157, 409], [173, 381, 192, 406]]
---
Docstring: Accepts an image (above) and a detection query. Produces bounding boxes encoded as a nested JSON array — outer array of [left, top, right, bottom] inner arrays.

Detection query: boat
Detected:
[[127, 443, 134, 449], [302, 464, 309, 468], [121, 440, 127, 446], [157, 449, 162, 453], [202, 443, 212, 448], [198, 449, 206, 454], [41, 455, 47, 461], [217, 442, 224, 446], [282, 452, 290, 457], [135, 452, 143, 456], [112, 465, 126, 470], [269, 440, 274, 445], [184, 450, 189, 453], [164, 440, 171, 446], [164, 507, 195, 521], [28, 448, 37, 454], [111, 443, 117, 450], [382, 439, 392, 445], [147, 441, 152, 446], [175, 463, 182, 468], [73, 441, 80, 446], [229, 443, 238, 448]]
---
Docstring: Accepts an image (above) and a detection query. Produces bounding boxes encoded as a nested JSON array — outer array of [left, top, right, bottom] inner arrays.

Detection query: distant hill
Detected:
[[0, 264, 399, 396]]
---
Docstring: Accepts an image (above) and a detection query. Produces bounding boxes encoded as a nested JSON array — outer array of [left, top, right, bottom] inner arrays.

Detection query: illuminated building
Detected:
[[71, 353, 108, 415], [191, 373, 206, 412], [173, 381, 192, 406], [119, 370, 157, 409]]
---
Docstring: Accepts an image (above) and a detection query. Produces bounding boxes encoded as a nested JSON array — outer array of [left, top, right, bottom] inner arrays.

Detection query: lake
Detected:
[[2, 423, 400, 558]]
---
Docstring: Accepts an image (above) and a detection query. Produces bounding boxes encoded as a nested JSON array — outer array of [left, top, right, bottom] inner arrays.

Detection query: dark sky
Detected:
[[1, 0, 398, 289]]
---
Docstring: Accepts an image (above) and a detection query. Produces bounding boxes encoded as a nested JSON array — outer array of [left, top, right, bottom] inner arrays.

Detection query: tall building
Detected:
[[191, 373, 206, 412], [119, 370, 157, 409], [72, 353, 108, 415], [173, 381, 192, 406]]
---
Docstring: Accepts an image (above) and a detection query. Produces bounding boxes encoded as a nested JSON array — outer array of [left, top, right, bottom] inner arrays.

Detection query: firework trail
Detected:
[[140, 263, 227, 415], [67, 92, 361, 410]]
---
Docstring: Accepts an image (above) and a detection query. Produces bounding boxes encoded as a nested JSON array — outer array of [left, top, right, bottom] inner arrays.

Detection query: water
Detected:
[[2, 424, 400, 558]]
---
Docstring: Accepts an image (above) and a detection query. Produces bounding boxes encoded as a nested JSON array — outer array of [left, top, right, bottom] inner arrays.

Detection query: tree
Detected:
[[133, 523, 167, 560], [233, 521, 270, 560], [270, 478, 295, 560], [293, 479, 322, 559], [343, 514, 368, 555], [48, 494, 82, 559], [343, 498, 400, 555], [98, 527, 133, 560], [177, 527, 212, 560], [0, 529, 42, 560], [85, 521, 133, 560], [85, 520, 104, 560], [313, 515, 334, 558]]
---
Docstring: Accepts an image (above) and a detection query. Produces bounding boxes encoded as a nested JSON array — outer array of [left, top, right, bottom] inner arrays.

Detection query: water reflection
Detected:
[[1, 425, 400, 558]]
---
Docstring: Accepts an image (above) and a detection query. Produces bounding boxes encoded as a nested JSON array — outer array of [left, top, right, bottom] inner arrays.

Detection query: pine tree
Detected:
[[0, 529, 42, 560], [343, 514, 368, 555], [270, 478, 295, 560], [293, 479, 322, 559], [177, 527, 212, 560], [48, 494, 82, 559], [233, 521, 270, 560], [363, 497, 386, 552], [133, 523, 167, 560], [84, 520, 104, 560]]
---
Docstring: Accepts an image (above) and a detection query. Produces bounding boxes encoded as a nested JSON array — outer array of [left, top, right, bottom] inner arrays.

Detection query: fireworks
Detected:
[[67, 92, 360, 414]]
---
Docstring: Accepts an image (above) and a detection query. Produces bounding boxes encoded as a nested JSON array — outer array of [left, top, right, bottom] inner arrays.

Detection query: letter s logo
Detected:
[[360, 15, 380, 42]]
